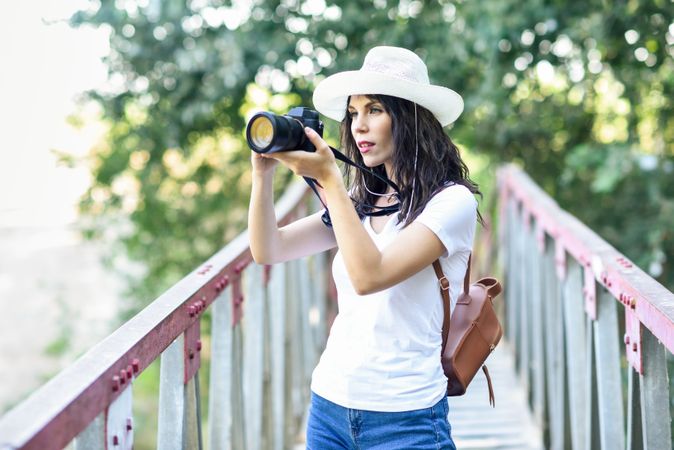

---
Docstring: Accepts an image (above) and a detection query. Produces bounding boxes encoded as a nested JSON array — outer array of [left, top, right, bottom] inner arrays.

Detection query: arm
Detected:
[[248, 154, 337, 265], [319, 171, 447, 295], [268, 128, 453, 295]]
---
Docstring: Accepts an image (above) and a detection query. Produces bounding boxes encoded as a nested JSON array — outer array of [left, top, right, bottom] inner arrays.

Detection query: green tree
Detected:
[[69, 0, 674, 314]]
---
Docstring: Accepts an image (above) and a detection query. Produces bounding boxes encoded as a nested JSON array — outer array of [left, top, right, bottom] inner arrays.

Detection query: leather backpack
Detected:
[[433, 255, 503, 406]]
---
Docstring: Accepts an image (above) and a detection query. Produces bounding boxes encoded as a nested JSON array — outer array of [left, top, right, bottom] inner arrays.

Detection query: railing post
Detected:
[[73, 411, 105, 450], [310, 253, 328, 358], [261, 265, 273, 450], [183, 374, 201, 450], [530, 217, 547, 430], [639, 326, 672, 449], [231, 319, 246, 450], [593, 287, 625, 450], [519, 209, 532, 396], [157, 335, 186, 449], [243, 263, 266, 450], [506, 198, 521, 368], [584, 316, 600, 450], [107, 382, 134, 449], [298, 258, 317, 381], [541, 236, 557, 449], [185, 319, 203, 450], [545, 237, 571, 450], [157, 318, 203, 450], [208, 283, 234, 450], [517, 204, 528, 383], [504, 198, 514, 342], [562, 258, 587, 450], [627, 364, 643, 450], [286, 259, 308, 431], [268, 263, 287, 450]]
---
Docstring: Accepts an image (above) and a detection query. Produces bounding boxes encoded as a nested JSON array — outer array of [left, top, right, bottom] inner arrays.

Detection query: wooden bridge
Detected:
[[0, 165, 672, 450]]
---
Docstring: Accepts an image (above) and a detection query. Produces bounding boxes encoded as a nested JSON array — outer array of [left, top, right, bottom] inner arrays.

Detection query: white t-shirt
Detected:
[[310, 184, 478, 412]]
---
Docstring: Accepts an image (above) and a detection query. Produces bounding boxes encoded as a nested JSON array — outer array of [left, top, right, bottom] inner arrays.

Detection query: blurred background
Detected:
[[0, 0, 124, 415], [1, 0, 672, 447]]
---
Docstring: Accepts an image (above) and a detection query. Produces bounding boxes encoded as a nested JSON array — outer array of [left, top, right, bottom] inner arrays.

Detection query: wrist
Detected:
[[252, 169, 275, 184], [318, 166, 344, 190]]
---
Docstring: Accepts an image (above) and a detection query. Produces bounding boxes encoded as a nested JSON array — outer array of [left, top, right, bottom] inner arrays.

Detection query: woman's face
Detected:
[[348, 95, 394, 171]]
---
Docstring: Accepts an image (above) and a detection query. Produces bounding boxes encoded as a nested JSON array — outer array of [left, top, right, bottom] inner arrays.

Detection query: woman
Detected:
[[248, 46, 480, 450]]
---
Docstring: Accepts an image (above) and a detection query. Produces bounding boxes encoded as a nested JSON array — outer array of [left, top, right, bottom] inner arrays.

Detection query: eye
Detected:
[[348, 110, 357, 118], [369, 106, 382, 114]]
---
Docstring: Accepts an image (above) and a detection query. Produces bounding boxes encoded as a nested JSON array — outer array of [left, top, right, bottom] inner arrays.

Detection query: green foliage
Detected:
[[562, 143, 674, 277], [68, 0, 674, 312], [64, 1, 674, 445]]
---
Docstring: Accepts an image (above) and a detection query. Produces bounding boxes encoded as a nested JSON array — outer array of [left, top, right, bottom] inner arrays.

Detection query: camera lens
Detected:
[[249, 115, 274, 149], [246, 111, 305, 153]]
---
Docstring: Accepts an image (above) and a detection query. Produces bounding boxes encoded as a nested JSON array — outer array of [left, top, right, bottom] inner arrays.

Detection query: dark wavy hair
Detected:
[[340, 94, 482, 227]]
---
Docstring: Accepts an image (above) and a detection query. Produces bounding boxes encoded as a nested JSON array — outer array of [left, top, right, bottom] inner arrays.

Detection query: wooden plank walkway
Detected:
[[295, 341, 543, 449], [449, 341, 543, 450]]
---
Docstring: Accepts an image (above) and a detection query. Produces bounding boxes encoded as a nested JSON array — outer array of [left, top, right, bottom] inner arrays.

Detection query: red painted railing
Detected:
[[1, 165, 671, 450], [499, 164, 673, 449], [0, 180, 329, 450]]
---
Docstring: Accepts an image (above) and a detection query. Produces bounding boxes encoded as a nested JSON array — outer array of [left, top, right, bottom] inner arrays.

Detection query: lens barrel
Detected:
[[246, 112, 305, 154], [248, 115, 274, 150]]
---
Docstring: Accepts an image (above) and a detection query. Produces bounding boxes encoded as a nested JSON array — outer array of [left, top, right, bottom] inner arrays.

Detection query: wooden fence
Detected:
[[2, 164, 673, 450], [499, 164, 673, 450], [0, 181, 329, 450]]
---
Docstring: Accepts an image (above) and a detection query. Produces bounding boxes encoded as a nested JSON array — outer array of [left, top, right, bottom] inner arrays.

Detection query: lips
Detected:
[[357, 141, 375, 153]]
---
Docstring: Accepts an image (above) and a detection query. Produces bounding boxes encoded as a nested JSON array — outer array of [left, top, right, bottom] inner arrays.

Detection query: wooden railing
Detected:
[[0, 181, 329, 450], [499, 164, 673, 450], [3, 164, 672, 450]]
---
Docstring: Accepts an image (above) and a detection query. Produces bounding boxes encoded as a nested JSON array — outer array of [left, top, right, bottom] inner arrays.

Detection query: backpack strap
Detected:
[[482, 365, 495, 407], [433, 254, 472, 354], [432, 260, 452, 353]]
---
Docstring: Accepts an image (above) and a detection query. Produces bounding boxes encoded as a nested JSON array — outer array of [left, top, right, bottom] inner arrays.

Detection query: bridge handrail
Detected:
[[0, 180, 319, 450], [500, 164, 674, 356], [499, 164, 672, 450]]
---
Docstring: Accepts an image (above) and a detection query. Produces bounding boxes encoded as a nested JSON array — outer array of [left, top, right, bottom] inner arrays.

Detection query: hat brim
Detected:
[[312, 70, 463, 127]]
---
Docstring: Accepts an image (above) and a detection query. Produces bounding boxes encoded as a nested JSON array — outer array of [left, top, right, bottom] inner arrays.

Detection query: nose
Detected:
[[352, 113, 368, 133]]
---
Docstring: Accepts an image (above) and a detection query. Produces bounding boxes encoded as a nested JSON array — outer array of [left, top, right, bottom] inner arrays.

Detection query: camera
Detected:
[[246, 107, 324, 154]]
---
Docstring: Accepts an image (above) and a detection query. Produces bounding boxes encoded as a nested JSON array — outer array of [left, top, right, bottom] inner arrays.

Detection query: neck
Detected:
[[384, 161, 394, 180]]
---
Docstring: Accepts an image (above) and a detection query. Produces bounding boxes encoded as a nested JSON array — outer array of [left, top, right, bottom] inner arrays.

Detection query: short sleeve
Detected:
[[414, 184, 478, 257]]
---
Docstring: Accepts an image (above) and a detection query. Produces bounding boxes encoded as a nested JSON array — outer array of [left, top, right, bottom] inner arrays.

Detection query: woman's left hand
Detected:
[[261, 127, 341, 186]]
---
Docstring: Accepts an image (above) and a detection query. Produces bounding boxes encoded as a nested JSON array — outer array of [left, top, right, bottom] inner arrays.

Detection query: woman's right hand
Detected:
[[251, 151, 279, 176]]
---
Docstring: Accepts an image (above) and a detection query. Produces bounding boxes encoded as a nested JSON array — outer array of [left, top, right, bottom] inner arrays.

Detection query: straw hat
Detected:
[[313, 46, 463, 127]]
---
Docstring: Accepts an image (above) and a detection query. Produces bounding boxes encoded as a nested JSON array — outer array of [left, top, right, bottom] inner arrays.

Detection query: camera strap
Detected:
[[304, 146, 402, 228]]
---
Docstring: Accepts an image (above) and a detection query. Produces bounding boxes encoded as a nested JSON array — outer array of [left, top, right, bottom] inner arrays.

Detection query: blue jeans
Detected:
[[306, 392, 456, 450]]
